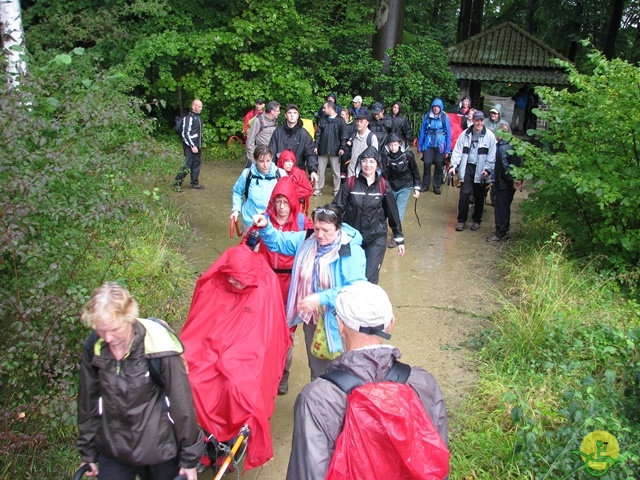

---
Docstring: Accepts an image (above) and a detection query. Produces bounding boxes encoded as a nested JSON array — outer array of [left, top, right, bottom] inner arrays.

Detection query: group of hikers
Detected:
[[75, 91, 526, 480]]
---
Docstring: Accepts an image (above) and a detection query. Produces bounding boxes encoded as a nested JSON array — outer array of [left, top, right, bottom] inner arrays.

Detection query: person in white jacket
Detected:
[[449, 110, 496, 232]]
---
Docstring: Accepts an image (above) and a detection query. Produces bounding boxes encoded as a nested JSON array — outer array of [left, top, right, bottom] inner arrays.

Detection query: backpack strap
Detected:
[[84, 319, 166, 389], [320, 360, 411, 394], [244, 170, 253, 200]]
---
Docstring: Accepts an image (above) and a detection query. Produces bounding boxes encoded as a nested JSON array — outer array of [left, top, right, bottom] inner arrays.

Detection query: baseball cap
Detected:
[[352, 95, 363, 103], [473, 110, 485, 120], [335, 282, 393, 339], [285, 103, 299, 113], [354, 112, 369, 120]]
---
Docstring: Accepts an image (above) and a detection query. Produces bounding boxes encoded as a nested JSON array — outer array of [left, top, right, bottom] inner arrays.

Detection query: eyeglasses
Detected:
[[313, 207, 338, 217], [274, 200, 289, 207]]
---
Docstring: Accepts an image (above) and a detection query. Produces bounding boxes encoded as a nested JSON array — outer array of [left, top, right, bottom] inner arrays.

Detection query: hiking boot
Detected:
[[455, 222, 465, 231], [420, 186, 429, 192], [190, 184, 205, 190], [278, 378, 289, 395], [388, 237, 397, 249], [313, 190, 322, 196], [470, 222, 480, 231], [433, 188, 441, 195], [487, 232, 510, 242]]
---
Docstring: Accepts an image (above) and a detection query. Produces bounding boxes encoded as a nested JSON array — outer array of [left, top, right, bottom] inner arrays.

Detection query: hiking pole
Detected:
[[414, 198, 422, 228], [213, 424, 251, 480]]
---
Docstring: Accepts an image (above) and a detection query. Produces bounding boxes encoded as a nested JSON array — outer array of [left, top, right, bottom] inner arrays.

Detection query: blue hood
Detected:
[[430, 98, 445, 115]]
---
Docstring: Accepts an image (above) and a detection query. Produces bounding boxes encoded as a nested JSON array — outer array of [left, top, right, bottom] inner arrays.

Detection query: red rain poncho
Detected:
[[180, 245, 290, 470]]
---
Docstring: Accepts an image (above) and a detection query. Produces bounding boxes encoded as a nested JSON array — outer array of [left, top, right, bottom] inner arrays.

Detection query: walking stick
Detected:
[[414, 198, 422, 228]]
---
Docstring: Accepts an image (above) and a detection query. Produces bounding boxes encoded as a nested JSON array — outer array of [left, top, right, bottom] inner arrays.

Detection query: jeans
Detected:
[[393, 187, 412, 222]]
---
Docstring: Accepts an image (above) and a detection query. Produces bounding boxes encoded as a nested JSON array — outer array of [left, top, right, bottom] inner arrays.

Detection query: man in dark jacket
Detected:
[[174, 99, 204, 191], [368, 102, 393, 150], [487, 124, 521, 242], [315, 92, 342, 120], [286, 281, 448, 480], [314, 101, 346, 196], [269, 104, 319, 185], [390, 101, 413, 149], [348, 95, 368, 118]]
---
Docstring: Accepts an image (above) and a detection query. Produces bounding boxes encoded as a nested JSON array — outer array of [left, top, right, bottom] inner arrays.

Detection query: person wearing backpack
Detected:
[[382, 133, 421, 248], [332, 146, 404, 284], [286, 281, 449, 480], [231, 145, 287, 233], [417, 98, 451, 195], [76, 283, 201, 480], [246, 101, 281, 166], [174, 99, 204, 191], [345, 112, 378, 177]]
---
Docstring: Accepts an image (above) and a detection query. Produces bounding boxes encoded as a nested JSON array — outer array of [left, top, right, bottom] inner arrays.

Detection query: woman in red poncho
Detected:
[[180, 245, 290, 471], [243, 176, 313, 394], [277, 149, 313, 214]]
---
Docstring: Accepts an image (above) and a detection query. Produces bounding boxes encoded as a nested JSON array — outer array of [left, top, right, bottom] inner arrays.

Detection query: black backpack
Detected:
[[320, 361, 411, 393], [175, 115, 186, 138]]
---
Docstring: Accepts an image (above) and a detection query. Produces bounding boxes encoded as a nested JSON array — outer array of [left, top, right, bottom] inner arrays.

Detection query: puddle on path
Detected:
[[172, 158, 510, 479]]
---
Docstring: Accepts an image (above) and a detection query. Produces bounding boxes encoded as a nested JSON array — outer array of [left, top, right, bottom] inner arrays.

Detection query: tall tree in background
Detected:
[[603, 0, 625, 59], [372, 0, 407, 74], [1, 0, 27, 88]]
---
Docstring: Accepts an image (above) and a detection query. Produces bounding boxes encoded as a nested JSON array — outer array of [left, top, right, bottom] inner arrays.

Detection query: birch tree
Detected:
[[1, 0, 27, 88]]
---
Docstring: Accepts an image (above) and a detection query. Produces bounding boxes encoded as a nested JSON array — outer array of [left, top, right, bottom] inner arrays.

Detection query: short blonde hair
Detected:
[[81, 282, 138, 329]]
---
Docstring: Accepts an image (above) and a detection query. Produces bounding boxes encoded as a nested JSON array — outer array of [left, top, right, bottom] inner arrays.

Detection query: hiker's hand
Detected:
[[514, 180, 522, 191], [310, 172, 319, 184], [191, 146, 198, 153], [230, 211, 239, 222], [80, 463, 98, 477], [482, 170, 490, 180], [397, 244, 405, 256], [413, 189, 420, 199], [252, 214, 268, 228], [298, 294, 320, 312], [338, 149, 344, 156], [179, 467, 197, 480], [314, 148, 318, 155], [448, 167, 456, 177]]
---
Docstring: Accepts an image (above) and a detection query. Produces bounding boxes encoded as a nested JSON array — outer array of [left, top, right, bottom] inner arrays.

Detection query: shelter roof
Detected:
[[447, 22, 571, 85]]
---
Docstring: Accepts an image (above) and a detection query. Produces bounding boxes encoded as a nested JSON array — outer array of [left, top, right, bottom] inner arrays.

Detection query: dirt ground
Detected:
[[173, 97, 519, 479]]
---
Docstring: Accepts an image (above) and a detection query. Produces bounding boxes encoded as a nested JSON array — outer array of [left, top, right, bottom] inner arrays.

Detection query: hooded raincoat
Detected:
[[180, 245, 290, 470]]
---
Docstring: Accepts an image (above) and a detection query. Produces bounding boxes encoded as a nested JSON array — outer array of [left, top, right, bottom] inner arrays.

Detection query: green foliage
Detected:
[[0, 54, 194, 477], [512, 48, 640, 274], [377, 37, 459, 112], [452, 235, 640, 479]]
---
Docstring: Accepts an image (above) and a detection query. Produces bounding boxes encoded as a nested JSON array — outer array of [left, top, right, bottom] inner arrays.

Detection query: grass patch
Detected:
[[450, 235, 640, 479]]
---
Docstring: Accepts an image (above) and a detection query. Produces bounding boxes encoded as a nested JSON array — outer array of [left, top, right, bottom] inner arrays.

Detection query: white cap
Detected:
[[352, 95, 363, 103], [335, 282, 393, 339]]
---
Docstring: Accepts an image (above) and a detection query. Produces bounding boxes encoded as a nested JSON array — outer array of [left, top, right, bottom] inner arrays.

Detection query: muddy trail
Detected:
[[170, 144, 521, 478]]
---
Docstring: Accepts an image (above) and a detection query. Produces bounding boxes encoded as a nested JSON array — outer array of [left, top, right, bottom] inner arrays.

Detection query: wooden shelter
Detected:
[[447, 22, 571, 108]]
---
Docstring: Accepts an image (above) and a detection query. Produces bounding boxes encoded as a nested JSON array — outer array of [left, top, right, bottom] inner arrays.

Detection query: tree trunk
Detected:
[[603, 0, 625, 60], [526, 0, 538, 35], [372, 0, 407, 74], [0, 0, 27, 89], [457, 0, 472, 42], [469, 0, 483, 37]]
